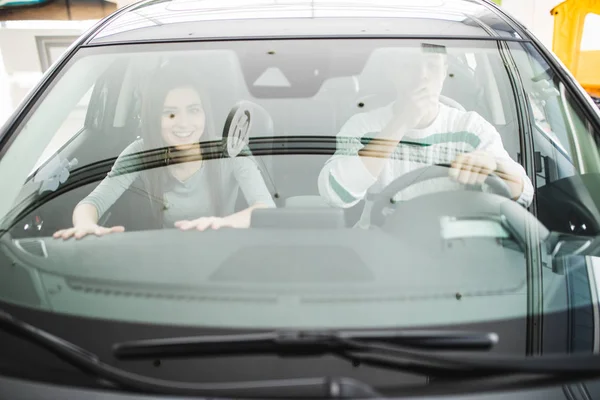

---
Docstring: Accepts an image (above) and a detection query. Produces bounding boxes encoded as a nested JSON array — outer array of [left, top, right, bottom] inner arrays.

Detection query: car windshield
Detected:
[[1, 38, 600, 344]]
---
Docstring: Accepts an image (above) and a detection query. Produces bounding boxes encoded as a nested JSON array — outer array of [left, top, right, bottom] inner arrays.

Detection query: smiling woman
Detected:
[[52, 65, 275, 239], [160, 87, 206, 147]]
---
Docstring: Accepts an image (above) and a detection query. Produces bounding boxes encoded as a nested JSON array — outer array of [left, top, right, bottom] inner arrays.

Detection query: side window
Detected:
[[511, 43, 577, 187], [511, 42, 600, 236], [32, 58, 134, 175], [34, 85, 95, 171], [526, 80, 575, 188]]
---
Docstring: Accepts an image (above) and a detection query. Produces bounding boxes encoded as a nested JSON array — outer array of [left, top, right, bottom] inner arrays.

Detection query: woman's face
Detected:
[[161, 86, 206, 148]]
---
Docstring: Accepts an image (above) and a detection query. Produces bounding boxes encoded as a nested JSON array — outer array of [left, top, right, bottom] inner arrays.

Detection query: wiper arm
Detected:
[[113, 329, 498, 360]]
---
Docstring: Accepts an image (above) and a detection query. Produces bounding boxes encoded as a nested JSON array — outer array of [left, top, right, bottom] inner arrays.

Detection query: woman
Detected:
[[54, 66, 275, 240]]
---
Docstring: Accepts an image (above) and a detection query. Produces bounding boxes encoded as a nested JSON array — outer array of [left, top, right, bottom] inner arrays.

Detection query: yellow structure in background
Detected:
[[551, 0, 600, 97]]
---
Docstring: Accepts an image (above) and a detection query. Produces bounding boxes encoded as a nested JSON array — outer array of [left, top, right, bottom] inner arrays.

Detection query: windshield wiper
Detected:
[[112, 331, 512, 380], [113, 329, 499, 359], [6, 308, 600, 396], [111, 329, 600, 380], [0, 308, 381, 397]]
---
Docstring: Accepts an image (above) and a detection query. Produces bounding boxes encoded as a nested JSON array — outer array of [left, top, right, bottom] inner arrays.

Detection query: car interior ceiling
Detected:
[[10, 48, 531, 238]]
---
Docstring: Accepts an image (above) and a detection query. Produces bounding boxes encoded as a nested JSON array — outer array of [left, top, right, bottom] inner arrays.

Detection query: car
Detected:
[[2, 0, 600, 398]]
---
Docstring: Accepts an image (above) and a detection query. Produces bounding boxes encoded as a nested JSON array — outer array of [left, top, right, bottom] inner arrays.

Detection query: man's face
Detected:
[[388, 52, 448, 102]]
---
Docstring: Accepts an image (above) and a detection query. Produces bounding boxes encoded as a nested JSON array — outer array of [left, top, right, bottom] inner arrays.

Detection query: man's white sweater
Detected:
[[318, 103, 534, 225]]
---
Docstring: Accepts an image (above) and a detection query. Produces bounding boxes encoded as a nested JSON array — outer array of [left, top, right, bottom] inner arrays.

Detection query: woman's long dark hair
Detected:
[[139, 66, 222, 225]]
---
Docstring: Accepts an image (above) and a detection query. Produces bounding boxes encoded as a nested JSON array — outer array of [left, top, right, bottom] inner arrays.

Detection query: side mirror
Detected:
[[547, 234, 595, 275]]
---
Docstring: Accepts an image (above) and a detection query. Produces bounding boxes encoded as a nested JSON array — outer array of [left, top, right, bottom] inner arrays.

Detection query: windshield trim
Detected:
[[496, 39, 543, 356], [83, 35, 530, 49]]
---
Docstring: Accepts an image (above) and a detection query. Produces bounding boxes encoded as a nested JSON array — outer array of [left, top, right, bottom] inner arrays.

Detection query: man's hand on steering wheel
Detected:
[[449, 150, 523, 200], [449, 150, 497, 186]]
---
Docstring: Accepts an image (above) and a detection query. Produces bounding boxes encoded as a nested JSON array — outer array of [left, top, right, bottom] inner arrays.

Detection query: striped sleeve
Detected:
[[318, 114, 378, 208]]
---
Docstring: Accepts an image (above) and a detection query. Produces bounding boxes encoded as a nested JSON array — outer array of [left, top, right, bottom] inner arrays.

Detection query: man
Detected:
[[318, 44, 534, 226]]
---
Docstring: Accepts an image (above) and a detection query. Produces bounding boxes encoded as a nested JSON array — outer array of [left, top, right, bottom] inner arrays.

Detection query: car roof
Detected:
[[87, 0, 525, 45]]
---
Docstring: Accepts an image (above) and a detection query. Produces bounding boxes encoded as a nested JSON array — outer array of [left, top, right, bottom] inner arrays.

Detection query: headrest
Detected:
[[222, 100, 274, 157]]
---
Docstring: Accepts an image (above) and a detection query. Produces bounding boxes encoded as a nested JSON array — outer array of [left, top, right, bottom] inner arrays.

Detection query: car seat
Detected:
[[256, 76, 360, 207]]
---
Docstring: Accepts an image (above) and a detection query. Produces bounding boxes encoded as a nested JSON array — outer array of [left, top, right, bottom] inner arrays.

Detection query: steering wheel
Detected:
[[369, 164, 513, 226]]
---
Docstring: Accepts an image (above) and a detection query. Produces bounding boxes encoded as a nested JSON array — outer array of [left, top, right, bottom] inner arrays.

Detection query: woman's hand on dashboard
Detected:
[[174, 214, 246, 231], [53, 223, 125, 240], [175, 203, 270, 231]]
